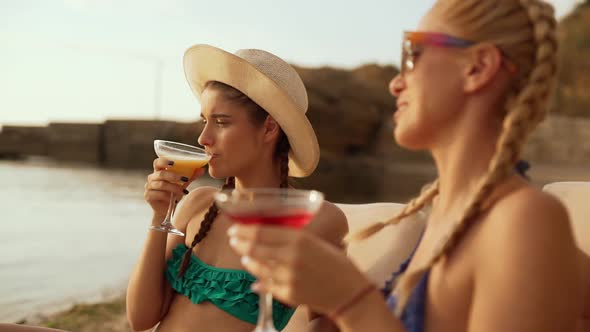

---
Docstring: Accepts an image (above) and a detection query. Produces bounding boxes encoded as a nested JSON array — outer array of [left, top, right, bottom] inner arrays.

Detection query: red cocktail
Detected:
[[214, 188, 324, 332]]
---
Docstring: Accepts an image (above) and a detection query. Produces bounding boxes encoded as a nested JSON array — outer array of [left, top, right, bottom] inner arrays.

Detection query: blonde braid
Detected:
[[345, 180, 439, 243], [391, 0, 558, 315]]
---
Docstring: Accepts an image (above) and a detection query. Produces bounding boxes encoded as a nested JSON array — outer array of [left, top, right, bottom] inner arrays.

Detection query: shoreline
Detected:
[[14, 294, 130, 332]]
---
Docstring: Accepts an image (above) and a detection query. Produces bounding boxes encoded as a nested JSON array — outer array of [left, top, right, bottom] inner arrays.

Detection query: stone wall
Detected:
[[373, 115, 590, 168], [299, 154, 437, 203], [0, 120, 204, 168], [0, 114, 588, 203], [102, 120, 203, 169], [0, 126, 48, 157], [47, 123, 103, 163], [1, 115, 588, 167]]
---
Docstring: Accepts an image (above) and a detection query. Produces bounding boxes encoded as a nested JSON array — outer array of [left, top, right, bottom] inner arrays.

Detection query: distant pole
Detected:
[[154, 59, 164, 120]]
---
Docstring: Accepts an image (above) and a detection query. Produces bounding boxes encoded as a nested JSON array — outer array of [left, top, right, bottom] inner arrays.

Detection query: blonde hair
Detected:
[[348, 0, 558, 315]]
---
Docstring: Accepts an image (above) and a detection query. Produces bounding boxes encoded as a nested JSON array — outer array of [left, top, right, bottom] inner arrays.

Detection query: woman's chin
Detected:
[[394, 127, 430, 151], [207, 167, 224, 180]]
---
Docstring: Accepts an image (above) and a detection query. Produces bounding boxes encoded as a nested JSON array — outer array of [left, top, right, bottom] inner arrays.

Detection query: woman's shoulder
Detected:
[[487, 185, 570, 233], [318, 200, 347, 218], [469, 185, 582, 327], [476, 185, 577, 271], [173, 186, 220, 231], [306, 200, 349, 248], [184, 185, 219, 204]]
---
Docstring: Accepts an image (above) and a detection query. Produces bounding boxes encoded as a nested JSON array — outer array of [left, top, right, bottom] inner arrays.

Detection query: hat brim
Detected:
[[183, 44, 319, 178]]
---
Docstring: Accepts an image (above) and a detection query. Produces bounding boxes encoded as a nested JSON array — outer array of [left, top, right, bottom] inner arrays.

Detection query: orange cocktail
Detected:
[[163, 156, 210, 178], [152, 140, 211, 236]]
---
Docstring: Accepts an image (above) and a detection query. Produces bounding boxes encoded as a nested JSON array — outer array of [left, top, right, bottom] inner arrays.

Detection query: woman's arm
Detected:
[[468, 190, 581, 332], [125, 217, 182, 331], [333, 288, 405, 332], [125, 185, 215, 331], [306, 289, 407, 332], [305, 202, 349, 332]]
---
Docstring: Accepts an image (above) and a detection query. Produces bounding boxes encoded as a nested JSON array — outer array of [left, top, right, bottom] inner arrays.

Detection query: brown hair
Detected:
[[178, 81, 291, 277], [349, 0, 558, 315]]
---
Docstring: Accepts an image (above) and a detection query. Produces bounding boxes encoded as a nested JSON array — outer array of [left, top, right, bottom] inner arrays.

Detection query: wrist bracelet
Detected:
[[329, 283, 376, 320]]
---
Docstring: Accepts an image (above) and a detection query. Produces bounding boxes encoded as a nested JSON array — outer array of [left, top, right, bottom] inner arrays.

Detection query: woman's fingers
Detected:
[[146, 158, 196, 214], [241, 256, 273, 279], [241, 257, 294, 289], [148, 170, 189, 184], [153, 157, 174, 171], [228, 225, 315, 277], [144, 189, 174, 203], [228, 225, 369, 314], [229, 227, 306, 303], [146, 158, 195, 216], [153, 158, 205, 183], [147, 180, 185, 196], [242, 257, 300, 307]]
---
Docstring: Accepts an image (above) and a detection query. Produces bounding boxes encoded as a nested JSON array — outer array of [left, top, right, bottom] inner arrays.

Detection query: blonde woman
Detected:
[[228, 0, 584, 331]]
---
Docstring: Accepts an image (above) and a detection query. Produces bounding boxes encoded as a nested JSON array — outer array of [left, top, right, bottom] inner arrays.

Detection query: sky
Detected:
[[0, 0, 581, 126]]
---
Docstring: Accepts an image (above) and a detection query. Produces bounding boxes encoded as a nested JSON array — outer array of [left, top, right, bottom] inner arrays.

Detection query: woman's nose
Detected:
[[389, 74, 405, 97], [198, 124, 212, 147]]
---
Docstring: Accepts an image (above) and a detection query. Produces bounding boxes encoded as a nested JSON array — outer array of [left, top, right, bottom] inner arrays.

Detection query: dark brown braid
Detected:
[[277, 132, 291, 188], [178, 177, 235, 278]]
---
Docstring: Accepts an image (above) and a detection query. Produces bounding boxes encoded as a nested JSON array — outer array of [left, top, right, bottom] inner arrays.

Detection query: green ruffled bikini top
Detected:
[[165, 243, 296, 330]]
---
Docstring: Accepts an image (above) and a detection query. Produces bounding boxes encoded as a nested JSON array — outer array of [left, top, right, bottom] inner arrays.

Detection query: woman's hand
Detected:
[[227, 224, 373, 316], [144, 158, 204, 221]]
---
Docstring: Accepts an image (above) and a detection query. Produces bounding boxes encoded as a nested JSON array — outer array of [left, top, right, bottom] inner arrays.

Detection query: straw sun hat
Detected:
[[183, 44, 319, 178]]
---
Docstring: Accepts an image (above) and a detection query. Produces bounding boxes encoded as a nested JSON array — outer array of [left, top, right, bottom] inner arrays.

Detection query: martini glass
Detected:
[[151, 140, 210, 236], [214, 188, 324, 332]]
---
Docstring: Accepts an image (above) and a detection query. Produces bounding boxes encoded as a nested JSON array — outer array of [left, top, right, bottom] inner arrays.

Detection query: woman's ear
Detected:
[[262, 116, 281, 143], [463, 43, 503, 94]]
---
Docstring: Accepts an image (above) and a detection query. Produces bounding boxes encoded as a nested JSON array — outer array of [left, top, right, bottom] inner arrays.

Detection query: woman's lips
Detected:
[[396, 100, 408, 110], [394, 102, 408, 122]]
